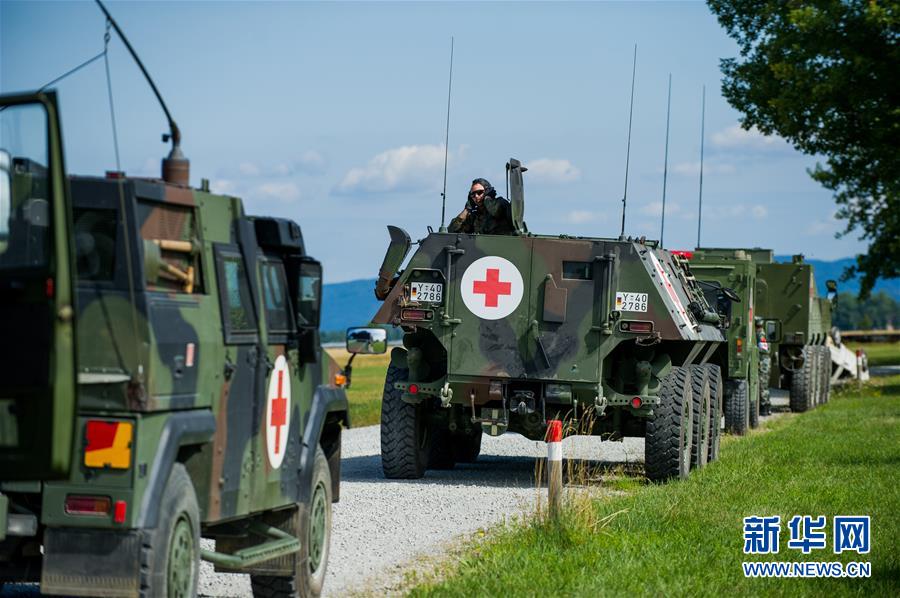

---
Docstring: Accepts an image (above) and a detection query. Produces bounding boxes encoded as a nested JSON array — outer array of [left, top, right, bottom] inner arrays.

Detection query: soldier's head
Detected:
[[469, 178, 495, 206]]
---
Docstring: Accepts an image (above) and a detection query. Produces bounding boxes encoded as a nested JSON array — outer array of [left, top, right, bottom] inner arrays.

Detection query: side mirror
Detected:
[[765, 319, 781, 343], [346, 327, 388, 355], [722, 286, 741, 302]]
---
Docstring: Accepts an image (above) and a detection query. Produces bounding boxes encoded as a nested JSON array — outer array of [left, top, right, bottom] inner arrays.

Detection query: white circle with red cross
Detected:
[[460, 256, 524, 320], [265, 355, 292, 469]]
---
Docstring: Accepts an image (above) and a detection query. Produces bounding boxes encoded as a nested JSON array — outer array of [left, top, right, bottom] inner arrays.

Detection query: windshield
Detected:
[[0, 102, 50, 269]]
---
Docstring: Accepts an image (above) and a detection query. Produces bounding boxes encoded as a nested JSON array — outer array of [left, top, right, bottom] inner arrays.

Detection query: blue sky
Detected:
[[1, 1, 864, 283]]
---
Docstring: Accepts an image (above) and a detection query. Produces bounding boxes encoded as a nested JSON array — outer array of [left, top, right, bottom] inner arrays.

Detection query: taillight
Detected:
[[401, 308, 433, 322], [631, 397, 643, 409], [114, 500, 127, 524], [620, 321, 653, 333], [65, 495, 111, 516], [736, 338, 743, 355], [408, 384, 419, 395]]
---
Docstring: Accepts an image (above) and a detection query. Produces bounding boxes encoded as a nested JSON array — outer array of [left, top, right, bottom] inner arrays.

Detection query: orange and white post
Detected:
[[546, 419, 563, 517]]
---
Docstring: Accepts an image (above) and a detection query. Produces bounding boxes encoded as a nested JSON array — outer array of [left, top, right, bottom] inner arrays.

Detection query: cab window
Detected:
[[214, 247, 257, 342], [261, 260, 292, 335]]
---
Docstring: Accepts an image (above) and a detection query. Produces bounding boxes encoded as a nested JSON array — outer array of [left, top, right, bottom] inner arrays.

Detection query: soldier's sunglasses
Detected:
[[469, 189, 485, 198]]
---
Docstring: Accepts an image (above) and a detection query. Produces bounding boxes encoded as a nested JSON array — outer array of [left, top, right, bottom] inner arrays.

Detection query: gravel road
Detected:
[[199, 426, 646, 597]]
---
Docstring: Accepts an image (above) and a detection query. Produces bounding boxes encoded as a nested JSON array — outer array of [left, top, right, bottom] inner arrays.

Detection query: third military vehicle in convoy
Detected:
[[753, 251, 836, 412], [361, 159, 730, 483]]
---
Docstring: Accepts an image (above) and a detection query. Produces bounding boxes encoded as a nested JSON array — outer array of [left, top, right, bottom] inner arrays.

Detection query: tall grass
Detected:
[[410, 375, 900, 597]]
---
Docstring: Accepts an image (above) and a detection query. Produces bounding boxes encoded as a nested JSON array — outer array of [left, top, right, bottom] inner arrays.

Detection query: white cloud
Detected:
[[751, 204, 768, 219], [525, 158, 581, 183], [564, 210, 608, 224], [672, 161, 736, 176], [256, 182, 301, 202], [210, 179, 238, 195], [805, 212, 840, 235], [640, 201, 681, 217], [336, 144, 451, 194], [239, 162, 261, 176], [712, 124, 788, 150]]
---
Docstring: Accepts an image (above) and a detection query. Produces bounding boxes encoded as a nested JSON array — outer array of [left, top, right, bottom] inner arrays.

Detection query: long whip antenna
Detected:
[[697, 84, 706, 247], [619, 44, 637, 239], [660, 73, 672, 247], [94, 0, 181, 152], [439, 37, 454, 232]]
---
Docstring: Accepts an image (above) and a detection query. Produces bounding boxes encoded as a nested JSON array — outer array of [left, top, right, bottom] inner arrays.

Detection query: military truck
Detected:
[[752, 252, 835, 412], [0, 90, 348, 597], [362, 159, 728, 483], [676, 248, 762, 435]]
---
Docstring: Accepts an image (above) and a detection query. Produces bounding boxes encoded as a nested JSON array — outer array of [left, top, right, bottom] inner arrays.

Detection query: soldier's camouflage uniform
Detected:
[[448, 195, 514, 235]]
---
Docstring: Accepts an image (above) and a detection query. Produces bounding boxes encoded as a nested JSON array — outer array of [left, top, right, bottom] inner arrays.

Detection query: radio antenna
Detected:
[[696, 84, 706, 248], [439, 37, 454, 232], [619, 44, 637, 239], [660, 74, 672, 247]]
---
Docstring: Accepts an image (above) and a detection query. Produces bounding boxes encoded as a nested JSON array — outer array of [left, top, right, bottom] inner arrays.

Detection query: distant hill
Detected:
[[321, 258, 899, 333], [321, 279, 381, 333], [774, 256, 900, 299]]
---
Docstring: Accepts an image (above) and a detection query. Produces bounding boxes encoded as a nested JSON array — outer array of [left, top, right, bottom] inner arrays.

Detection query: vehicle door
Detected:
[[212, 243, 261, 517], [0, 91, 77, 480], [448, 235, 533, 379], [527, 238, 603, 382]]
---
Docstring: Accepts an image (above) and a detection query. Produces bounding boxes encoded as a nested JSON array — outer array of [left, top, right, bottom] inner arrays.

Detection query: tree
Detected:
[[707, 0, 899, 297]]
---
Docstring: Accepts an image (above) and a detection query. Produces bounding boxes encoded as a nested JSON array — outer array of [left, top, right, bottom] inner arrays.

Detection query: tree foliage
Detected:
[[832, 291, 900, 330], [708, 0, 899, 297]]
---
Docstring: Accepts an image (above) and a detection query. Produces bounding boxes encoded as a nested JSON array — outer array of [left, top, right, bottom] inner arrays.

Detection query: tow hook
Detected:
[[440, 382, 453, 408]]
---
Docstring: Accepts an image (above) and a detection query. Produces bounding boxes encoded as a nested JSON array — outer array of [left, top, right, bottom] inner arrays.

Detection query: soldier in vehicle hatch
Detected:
[[448, 178, 514, 235]]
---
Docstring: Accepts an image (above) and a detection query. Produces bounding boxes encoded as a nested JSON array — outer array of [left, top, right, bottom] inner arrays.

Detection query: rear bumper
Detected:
[[40, 527, 142, 597]]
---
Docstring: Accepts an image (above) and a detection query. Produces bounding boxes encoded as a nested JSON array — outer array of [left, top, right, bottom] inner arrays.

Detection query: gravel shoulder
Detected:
[[200, 426, 645, 597]]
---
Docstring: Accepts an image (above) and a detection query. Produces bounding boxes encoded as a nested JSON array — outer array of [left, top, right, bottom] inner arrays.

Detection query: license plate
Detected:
[[410, 282, 443, 303], [615, 292, 649, 312]]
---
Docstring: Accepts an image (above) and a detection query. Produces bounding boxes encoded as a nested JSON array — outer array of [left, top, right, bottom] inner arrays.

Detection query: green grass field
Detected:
[[326, 348, 390, 427], [847, 342, 900, 367], [408, 375, 900, 597]]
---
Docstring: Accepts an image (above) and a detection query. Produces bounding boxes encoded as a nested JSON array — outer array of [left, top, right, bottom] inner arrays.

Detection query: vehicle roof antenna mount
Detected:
[[619, 44, 638, 241], [439, 36, 454, 233], [95, 0, 189, 186]]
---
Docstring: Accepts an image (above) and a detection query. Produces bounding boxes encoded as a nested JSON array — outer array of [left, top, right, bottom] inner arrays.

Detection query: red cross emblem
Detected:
[[472, 268, 512, 307], [270, 370, 287, 454]]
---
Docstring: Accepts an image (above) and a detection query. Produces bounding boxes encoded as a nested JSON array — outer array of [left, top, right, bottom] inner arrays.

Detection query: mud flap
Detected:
[[41, 528, 142, 597]]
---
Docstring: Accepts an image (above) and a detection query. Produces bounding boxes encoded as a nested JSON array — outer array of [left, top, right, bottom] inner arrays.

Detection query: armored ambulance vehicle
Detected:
[[0, 91, 347, 597], [752, 251, 835, 412], [363, 160, 728, 483]]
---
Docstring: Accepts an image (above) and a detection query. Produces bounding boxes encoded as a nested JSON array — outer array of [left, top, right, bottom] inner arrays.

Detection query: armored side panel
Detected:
[[373, 230, 724, 440]]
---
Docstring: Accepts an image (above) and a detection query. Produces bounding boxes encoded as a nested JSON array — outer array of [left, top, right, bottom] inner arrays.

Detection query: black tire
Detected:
[[645, 366, 693, 482], [142, 463, 200, 598], [251, 447, 332, 598], [453, 431, 483, 463], [818, 346, 832, 404], [380, 364, 428, 479], [724, 378, 749, 435], [688, 365, 710, 470], [790, 347, 815, 412], [427, 426, 456, 470], [703, 364, 723, 462], [759, 354, 772, 416]]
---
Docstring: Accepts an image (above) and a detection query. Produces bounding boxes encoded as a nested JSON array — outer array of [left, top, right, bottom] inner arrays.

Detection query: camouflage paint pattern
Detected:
[[372, 229, 726, 439]]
